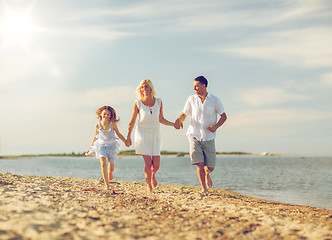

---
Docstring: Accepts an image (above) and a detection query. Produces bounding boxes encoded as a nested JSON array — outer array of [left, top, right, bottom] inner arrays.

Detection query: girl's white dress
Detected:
[[135, 98, 162, 156], [86, 122, 120, 163]]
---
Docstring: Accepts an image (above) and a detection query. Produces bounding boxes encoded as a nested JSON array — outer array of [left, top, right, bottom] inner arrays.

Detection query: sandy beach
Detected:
[[0, 172, 331, 240]]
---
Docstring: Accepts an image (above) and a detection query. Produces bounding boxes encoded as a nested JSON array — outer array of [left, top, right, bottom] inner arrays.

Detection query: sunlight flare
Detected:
[[2, 14, 31, 41], [1, 8, 37, 47]]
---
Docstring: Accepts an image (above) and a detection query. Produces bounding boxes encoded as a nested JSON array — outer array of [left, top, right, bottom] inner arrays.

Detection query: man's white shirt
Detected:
[[183, 93, 225, 141]]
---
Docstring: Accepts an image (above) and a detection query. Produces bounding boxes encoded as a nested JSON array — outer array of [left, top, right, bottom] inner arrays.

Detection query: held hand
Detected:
[[125, 137, 132, 147], [174, 119, 183, 130]]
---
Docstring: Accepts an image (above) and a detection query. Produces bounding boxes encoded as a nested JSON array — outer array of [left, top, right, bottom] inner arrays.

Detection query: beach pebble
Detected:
[[0, 172, 331, 240]]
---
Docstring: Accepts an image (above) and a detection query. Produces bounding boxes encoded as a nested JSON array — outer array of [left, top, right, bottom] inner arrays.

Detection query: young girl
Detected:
[[86, 106, 128, 192]]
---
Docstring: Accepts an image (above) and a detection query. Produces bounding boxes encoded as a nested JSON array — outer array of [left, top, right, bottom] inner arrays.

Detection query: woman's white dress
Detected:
[[86, 122, 120, 163], [135, 98, 161, 156]]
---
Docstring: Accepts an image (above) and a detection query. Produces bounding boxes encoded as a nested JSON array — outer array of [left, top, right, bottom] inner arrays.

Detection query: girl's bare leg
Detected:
[[142, 155, 153, 191], [108, 162, 115, 181], [151, 156, 160, 188], [100, 157, 110, 190]]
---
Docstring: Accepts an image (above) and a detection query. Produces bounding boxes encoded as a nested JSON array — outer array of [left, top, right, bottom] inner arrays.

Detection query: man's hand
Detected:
[[207, 125, 217, 133]]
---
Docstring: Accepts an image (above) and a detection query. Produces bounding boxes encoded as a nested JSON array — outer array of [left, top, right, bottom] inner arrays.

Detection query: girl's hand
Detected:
[[86, 147, 91, 154]]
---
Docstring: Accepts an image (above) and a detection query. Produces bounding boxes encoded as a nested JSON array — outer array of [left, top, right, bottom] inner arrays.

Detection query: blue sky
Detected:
[[1, 0, 331, 156]]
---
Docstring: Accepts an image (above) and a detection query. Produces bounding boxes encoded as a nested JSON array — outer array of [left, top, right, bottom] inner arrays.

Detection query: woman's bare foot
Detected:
[[152, 175, 158, 188], [147, 184, 153, 192]]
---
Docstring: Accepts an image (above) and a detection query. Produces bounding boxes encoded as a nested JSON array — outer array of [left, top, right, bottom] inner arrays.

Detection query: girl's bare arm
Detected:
[[112, 122, 127, 143], [86, 124, 98, 153]]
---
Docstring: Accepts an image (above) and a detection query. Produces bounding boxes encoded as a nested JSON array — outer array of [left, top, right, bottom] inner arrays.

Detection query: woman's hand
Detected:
[[125, 137, 132, 147]]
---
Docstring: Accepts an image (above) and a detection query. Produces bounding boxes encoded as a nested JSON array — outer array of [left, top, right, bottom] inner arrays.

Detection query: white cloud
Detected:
[[221, 27, 332, 68], [0, 86, 136, 155], [181, 0, 331, 28], [321, 72, 332, 87], [237, 88, 309, 106], [0, 54, 35, 85], [55, 26, 135, 42], [74, 86, 137, 108], [228, 108, 332, 132]]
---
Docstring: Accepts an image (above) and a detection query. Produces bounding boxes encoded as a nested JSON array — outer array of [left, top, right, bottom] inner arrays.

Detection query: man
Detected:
[[174, 76, 227, 192]]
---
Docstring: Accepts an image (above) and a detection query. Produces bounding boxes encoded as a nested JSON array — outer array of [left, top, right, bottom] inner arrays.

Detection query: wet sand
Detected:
[[0, 172, 331, 240]]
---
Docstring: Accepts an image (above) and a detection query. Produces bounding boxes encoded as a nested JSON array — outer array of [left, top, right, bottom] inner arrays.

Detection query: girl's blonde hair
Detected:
[[96, 106, 119, 123], [136, 79, 156, 100]]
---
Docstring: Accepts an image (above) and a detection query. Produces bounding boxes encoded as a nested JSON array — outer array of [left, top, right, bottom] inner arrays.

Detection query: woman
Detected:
[[127, 79, 175, 191]]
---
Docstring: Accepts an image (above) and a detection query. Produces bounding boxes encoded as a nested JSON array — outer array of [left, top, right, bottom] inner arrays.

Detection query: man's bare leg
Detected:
[[196, 162, 207, 192], [205, 167, 214, 188]]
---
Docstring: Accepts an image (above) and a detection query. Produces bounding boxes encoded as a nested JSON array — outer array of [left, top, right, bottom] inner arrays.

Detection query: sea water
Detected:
[[1, 155, 331, 210]]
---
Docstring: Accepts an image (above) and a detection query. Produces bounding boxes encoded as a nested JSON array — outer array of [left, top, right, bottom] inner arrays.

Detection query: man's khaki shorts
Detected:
[[189, 137, 216, 168]]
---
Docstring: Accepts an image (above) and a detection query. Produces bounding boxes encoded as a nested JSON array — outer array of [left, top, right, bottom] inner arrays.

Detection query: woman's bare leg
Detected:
[[142, 155, 153, 191], [151, 156, 160, 188]]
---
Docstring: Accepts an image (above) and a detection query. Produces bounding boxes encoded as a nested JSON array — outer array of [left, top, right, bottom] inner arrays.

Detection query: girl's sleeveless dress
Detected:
[[135, 98, 162, 156], [86, 123, 120, 163]]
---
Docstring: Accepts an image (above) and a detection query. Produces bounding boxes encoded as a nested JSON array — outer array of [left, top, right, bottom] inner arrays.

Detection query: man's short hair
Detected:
[[194, 76, 208, 87]]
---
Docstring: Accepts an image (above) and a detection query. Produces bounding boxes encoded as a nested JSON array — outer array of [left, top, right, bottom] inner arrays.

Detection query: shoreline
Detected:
[[0, 151, 254, 159], [1, 172, 331, 239]]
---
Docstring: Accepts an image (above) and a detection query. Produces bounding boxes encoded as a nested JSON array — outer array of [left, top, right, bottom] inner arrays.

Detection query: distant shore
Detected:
[[0, 172, 331, 239], [0, 150, 257, 159]]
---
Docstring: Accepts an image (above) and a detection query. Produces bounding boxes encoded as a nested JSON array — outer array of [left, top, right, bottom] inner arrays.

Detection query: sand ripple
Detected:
[[0, 172, 331, 239]]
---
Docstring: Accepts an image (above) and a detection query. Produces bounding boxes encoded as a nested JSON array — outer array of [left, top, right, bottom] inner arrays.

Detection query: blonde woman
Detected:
[[127, 79, 175, 191]]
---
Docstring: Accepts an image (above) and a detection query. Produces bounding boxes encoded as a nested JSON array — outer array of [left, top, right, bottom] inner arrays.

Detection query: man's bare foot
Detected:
[[152, 175, 158, 188], [206, 174, 212, 188], [109, 172, 113, 181]]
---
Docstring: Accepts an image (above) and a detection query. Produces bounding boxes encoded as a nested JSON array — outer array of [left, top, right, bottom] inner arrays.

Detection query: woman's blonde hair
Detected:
[[136, 79, 156, 100]]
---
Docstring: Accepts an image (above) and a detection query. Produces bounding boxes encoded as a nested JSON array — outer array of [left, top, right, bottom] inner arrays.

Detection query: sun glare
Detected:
[[1, 12, 35, 46]]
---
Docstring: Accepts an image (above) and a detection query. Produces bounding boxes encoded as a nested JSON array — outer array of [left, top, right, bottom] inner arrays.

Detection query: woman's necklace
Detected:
[[142, 97, 155, 114]]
